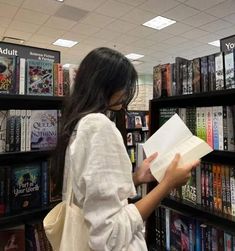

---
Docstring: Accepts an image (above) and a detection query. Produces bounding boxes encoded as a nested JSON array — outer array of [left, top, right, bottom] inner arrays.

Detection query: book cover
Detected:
[[227, 106, 235, 152], [182, 61, 188, 95], [0, 225, 25, 251], [192, 58, 201, 93], [0, 56, 16, 94], [176, 57, 188, 95], [171, 63, 177, 96], [153, 65, 162, 98], [208, 54, 216, 91], [30, 110, 58, 150], [11, 162, 41, 212], [63, 69, 70, 96], [0, 110, 7, 152], [187, 60, 193, 94], [200, 56, 209, 92], [182, 167, 197, 204], [6, 109, 16, 152], [215, 53, 225, 90], [230, 166, 235, 216], [26, 59, 53, 96], [224, 50, 235, 89]]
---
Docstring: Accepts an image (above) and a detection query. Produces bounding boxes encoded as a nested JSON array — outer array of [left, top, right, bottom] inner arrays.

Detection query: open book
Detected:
[[143, 113, 213, 182]]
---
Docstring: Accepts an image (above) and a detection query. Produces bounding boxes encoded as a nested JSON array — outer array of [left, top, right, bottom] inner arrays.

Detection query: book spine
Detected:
[[217, 106, 224, 151], [196, 162, 202, 205], [20, 110, 26, 151], [213, 106, 219, 150], [227, 106, 235, 152], [230, 166, 235, 216], [206, 107, 213, 148], [192, 58, 201, 93], [0, 167, 5, 215], [187, 60, 193, 94], [6, 109, 16, 152], [221, 165, 227, 214], [208, 163, 214, 211], [14, 109, 21, 152], [225, 165, 231, 215], [25, 109, 32, 151], [217, 165, 223, 213], [58, 64, 64, 96], [200, 56, 209, 92], [208, 54, 216, 91], [19, 58, 26, 95], [215, 52, 225, 90], [223, 106, 228, 151], [153, 65, 162, 98], [213, 164, 218, 211], [0, 110, 7, 153]]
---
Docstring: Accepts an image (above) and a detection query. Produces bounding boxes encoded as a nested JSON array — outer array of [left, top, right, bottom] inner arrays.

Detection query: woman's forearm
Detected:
[[134, 179, 171, 221]]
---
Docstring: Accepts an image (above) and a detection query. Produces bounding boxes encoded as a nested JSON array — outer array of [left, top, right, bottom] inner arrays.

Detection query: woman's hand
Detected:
[[162, 153, 200, 190], [133, 152, 158, 187]]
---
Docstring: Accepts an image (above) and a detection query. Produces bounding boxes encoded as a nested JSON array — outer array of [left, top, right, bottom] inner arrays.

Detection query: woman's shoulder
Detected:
[[78, 113, 113, 132]]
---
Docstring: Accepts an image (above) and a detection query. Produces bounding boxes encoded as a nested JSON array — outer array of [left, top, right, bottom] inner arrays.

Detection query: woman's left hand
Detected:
[[133, 152, 158, 186]]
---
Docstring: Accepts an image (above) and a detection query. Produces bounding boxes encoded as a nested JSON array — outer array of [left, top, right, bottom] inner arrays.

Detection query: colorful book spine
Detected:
[[206, 107, 213, 148]]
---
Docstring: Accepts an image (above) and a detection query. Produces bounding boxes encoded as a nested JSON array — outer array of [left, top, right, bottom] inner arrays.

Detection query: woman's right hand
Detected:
[[162, 153, 200, 190]]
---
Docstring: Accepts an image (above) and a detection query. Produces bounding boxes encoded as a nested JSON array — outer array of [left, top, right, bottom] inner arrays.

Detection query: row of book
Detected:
[[155, 207, 235, 251], [159, 106, 235, 152], [127, 130, 148, 147], [0, 55, 70, 96], [0, 221, 52, 251], [170, 161, 235, 217], [0, 109, 59, 152], [125, 111, 149, 130], [0, 159, 60, 216], [153, 50, 235, 98]]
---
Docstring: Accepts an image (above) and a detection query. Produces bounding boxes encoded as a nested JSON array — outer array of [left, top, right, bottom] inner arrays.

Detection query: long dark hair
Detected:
[[52, 47, 138, 193]]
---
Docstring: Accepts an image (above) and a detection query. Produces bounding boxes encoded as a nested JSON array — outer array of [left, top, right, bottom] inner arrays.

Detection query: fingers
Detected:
[[146, 152, 158, 163], [170, 153, 181, 167]]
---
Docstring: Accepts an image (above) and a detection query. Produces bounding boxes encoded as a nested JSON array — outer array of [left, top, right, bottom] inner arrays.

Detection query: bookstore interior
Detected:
[[1, 0, 235, 250]]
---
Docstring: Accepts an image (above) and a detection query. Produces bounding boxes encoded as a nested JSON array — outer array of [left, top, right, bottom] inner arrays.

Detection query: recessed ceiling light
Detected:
[[56, 0, 64, 2], [63, 63, 71, 68], [132, 60, 143, 65], [125, 53, 144, 60], [143, 16, 176, 30], [208, 40, 220, 47], [53, 39, 78, 48]]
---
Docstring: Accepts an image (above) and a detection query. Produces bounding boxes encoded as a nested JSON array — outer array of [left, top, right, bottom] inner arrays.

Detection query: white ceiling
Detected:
[[0, 0, 235, 75]]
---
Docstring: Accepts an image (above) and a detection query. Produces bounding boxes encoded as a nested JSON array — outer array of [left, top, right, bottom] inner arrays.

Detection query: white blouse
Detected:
[[63, 113, 148, 251]]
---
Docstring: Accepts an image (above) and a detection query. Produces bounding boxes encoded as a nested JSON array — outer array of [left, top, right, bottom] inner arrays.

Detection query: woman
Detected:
[[53, 47, 199, 250]]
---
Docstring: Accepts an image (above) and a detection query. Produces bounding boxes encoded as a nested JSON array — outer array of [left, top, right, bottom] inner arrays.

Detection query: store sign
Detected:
[[220, 35, 235, 52], [0, 42, 60, 63]]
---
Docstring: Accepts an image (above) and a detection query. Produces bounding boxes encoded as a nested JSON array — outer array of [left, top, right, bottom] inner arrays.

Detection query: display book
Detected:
[[146, 47, 235, 250], [0, 43, 64, 250]]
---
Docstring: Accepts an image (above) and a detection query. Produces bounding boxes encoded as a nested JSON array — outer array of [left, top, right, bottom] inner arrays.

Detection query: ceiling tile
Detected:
[[215, 26, 235, 38], [82, 36, 108, 47], [181, 28, 209, 39], [95, 0, 134, 18], [184, 0, 227, 11], [182, 12, 217, 27], [37, 26, 65, 37], [71, 23, 101, 36], [44, 16, 77, 30], [0, 27, 6, 36], [164, 36, 189, 45], [146, 31, 174, 42], [81, 13, 115, 28], [139, 0, 180, 14], [161, 22, 193, 35], [93, 28, 122, 41], [0, 17, 12, 28], [104, 20, 137, 33], [8, 21, 40, 33], [196, 33, 222, 43], [205, 0, 235, 18], [222, 13, 235, 24], [199, 19, 232, 32], [116, 0, 147, 7], [14, 8, 50, 25], [111, 34, 139, 45], [163, 4, 199, 21], [130, 38, 156, 49], [0, 3, 18, 18], [29, 34, 56, 44], [61, 32, 88, 42], [0, 0, 24, 6], [127, 26, 155, 38], [120, 8, 156, 24], [65, 0, 106, 11], [22, 0, 61, 15], [54, 4, 89, 22], [4, 29, 33, 40]]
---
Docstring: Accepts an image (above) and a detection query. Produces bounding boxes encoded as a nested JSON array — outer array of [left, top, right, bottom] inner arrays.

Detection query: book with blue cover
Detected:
[[11, 162, 41, 212]]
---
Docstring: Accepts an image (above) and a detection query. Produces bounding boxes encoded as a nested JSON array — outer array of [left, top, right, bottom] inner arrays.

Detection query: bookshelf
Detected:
[[146, 90, 235, 249], [0, 41, 64, 251]]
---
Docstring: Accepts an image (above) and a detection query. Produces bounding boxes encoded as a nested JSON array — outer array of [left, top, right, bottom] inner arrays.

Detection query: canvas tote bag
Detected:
[[43, 167, 91, 251]]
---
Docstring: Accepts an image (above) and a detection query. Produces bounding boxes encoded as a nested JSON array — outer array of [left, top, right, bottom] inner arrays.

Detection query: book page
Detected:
[[143, 114, 192, 157], [150, 135, 213, 182]]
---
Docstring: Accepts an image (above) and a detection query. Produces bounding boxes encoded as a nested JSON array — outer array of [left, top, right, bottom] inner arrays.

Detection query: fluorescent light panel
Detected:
[[63, 64, 71, 68], [208, 40, 220, 47], [143, 16, 176, 30], [53, 39, 78, 48], [132, 60, 143, 65], [125, 53, 144, 60]]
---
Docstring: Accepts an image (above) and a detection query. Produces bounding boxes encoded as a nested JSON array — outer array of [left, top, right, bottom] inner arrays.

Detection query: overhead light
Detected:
[[132, 60, 143, 65], [143, 16, 176, 30], [63, 64, 71, 69], [125, 53, 144, 60], [208, 40, 220, 47], [53, 39, 78, 48], [56, 0, 64, 2]]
